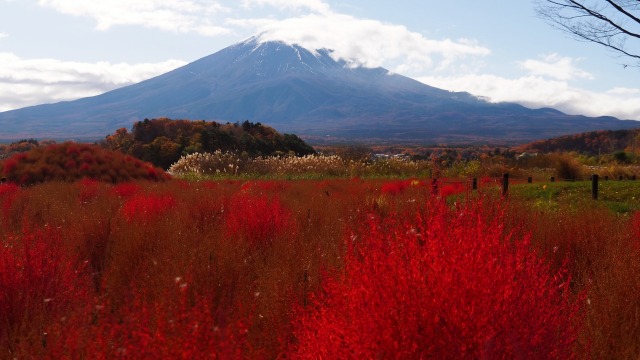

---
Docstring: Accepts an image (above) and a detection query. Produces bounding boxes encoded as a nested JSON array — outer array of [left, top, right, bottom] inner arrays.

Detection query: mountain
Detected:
[[0, 36, 638, 143]]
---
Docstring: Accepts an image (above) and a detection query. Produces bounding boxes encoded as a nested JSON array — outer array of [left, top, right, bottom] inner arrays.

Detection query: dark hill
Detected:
[[514, 128, 640, 155], [102, 118, 315, 169], [0, 36, 638, 143]]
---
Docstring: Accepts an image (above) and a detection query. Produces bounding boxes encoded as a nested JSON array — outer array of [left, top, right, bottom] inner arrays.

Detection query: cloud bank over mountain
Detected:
[[0, 38, 635, 143], [1, 0, 640, 122], [0, 53, 186, 111]]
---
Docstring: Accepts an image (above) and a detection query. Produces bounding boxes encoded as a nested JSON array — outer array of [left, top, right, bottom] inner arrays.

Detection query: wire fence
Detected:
[[430, 173, 638, 200]]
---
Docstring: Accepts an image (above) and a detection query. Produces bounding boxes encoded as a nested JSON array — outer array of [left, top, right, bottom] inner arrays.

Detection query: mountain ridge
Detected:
[[0, 36, 638, 143]]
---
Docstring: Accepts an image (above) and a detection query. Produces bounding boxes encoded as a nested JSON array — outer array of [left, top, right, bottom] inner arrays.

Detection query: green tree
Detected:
[[614, 151, 630, 163]]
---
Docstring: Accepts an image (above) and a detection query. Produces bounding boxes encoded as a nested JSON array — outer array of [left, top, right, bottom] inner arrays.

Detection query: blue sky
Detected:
[[1, 0, 639, 121]]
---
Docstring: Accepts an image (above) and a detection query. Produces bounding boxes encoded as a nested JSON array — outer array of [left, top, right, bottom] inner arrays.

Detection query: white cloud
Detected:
[[240, 0, 331, 14], [0, 32, 8, 39], [255, 13, 491, 73], [19, 0, 639, 125], [519, 54, 593, 81], [0, 53, 186, 111], [417, 74, 640, 121], [36, 1, 489, 74], [5, 1, 493, 112], [224, 17, 277, 29], [607, 87, 640, 97], [37, 0, 231, 36], [37, 0, 487, 74]]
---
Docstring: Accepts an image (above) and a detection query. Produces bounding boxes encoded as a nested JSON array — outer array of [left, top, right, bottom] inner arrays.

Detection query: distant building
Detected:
[[516, 152, 538, 160]]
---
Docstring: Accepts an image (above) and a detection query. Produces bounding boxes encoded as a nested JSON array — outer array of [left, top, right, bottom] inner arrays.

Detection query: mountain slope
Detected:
[[0, 37, 638, 143], [514, 128, 640, 155]]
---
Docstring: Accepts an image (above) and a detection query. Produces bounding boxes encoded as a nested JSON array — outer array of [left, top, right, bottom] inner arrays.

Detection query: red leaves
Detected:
[[45, 286, 251, 359], [0, 142, 170, 185], [0, 225, 90, 351], [2, 158, 18, 176], [632, 211, 640, 238], [112, 182, 142, 199], [0, 183, 19, 221], [289, 198, 581, 359], [224, 194, 294, 247], [440, 181, 466, 198], [78, 177, 100, 203], [122, 194, 177, 223], [0, 180, 593, 358], [380, 179, 410, 196]]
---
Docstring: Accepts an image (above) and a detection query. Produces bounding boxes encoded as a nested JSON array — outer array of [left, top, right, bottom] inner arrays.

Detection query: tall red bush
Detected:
[[78, 177, 100, 204], [0, 142, 170, 185], [0, 183, 20, 221], [440, 181, 466, 198], [380, 179, 410, 196], [0, 225, 91, 353], [42, 282, 252, 359], [224, 194, 294, 247], [112, 182, 142, 199], [122, 194, 177, 224], [289, 198, 582, 359]]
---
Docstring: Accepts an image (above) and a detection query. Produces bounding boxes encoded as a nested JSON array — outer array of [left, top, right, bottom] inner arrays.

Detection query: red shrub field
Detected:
[[0, 177, 638, 358]]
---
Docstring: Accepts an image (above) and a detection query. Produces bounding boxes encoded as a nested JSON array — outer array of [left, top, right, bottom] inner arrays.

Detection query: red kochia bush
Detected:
[[380, 179, 410, 196], [224, 194, 294, 247], [43, 283, 251, 359], [632, 211, 640, 237], [289, 198, 582, 359], [0, 183, 20, 220], [122, 194, 176, 224], [440, 181, 466, 198], [0, 225, 90, 353], [112, 182, 142, 199], [0, 142, 170, 185]]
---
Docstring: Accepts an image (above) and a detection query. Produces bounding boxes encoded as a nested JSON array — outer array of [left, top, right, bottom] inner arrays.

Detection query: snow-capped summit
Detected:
[[0, 36, 635, 142]]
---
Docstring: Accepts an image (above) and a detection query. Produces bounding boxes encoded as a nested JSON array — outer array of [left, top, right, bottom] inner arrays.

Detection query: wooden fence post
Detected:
[[472, 178, 477, 191], [550, 177, 555, 183], [592, 174, 598, 200], [502, 173, 509, 197], [527, 176, 532, 183]]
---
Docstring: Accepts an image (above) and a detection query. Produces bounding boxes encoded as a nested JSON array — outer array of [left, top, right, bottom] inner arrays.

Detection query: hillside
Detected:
[[0, 36, 638, 143], [514, 128, 640, 155], [101, 118, 315, 169]]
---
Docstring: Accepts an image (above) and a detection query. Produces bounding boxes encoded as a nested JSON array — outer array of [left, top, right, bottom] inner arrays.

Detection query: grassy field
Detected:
[[511, 179, 640, 213]]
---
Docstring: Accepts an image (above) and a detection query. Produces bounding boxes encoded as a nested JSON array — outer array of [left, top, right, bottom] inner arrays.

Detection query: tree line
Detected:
[[101, 118, 315, 169]]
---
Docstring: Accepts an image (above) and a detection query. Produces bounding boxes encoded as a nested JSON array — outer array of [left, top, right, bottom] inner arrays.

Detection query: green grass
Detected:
[[510, 179, 640, 214]]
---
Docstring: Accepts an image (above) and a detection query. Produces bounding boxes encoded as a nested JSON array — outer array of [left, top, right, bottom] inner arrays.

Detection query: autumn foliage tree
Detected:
[[102, 118, 315, 169], [515, 129, 640, 155], [0, 139, 56, 160]]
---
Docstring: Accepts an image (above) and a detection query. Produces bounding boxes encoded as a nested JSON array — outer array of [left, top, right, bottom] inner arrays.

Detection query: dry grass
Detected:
[[169, 152, 432, 178]]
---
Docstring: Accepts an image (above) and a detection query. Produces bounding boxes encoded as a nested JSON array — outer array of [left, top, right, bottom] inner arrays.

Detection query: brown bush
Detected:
[[553, 153, 584, 180]]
